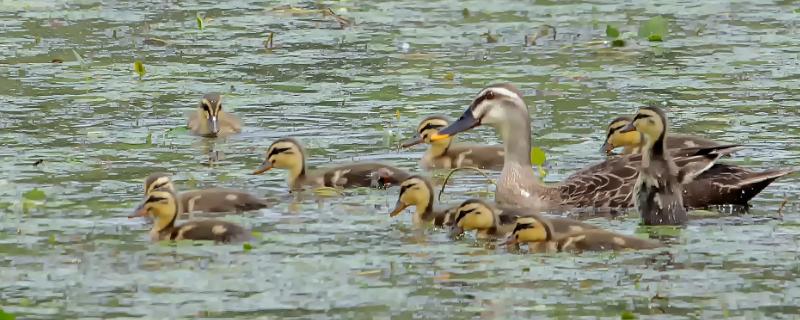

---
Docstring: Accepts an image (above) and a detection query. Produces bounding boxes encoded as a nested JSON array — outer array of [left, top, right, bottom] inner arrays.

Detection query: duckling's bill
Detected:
[[389, 200, 409, 217], [252, 162, 273, 175], [430, 111, 479, 141], [401, 136, 424, 148], [128, 203, 149, 219]]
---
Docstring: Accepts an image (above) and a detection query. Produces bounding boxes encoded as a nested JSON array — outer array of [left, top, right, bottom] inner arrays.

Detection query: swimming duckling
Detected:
[[144, 173, 272, 214], [187, 93, 242, 137], [450, 198, 596, 240], [402, 115, 504, 170], [505, 216, 663, 252], [601, 116, 722, 155], [130, 189, 250, 243], [388, 175, 457, 227], [620, 106, 737, 225], [253, 137, 411, 191]]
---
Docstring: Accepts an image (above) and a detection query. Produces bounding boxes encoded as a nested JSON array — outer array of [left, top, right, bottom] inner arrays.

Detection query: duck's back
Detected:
[[169, 219, 250, 243]]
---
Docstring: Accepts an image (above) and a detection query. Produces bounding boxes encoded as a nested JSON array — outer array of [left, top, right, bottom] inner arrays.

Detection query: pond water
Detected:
[[1, 0, 799, 319]]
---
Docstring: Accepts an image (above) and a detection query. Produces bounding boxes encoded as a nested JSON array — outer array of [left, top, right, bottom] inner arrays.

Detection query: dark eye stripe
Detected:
[[268, 147, 292, 158], [399, 183, 416, 195], [419, 123, 445, 133], [152, 182, 169, 190], [147, 196, 167, 203], [513, 222, 533, 234], [633, 114, 651, 121]]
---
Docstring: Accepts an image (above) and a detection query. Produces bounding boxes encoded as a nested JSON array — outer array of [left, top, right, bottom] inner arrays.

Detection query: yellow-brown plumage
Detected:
[[252, 137, 411, 191], [506, 216, 663, 252], [402, 115, 504, 170], [187, 93, 242, 137], [144, 173, 272, 215], [130, 189, 250, 243]]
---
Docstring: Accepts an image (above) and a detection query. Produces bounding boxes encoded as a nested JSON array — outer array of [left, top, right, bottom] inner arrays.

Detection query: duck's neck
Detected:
[[151, 210, 178, 241], [414, 196, 435, 224], [427, 139, 452, 157], [287, 158, 308, 189], [498, 112, 533, 165], [641, 131, 667, 167]]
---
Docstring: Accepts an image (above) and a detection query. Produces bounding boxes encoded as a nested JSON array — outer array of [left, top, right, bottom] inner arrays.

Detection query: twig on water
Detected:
[[438, 166, 495, 202]]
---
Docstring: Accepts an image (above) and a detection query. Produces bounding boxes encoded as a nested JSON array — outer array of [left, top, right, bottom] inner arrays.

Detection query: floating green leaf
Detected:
[[48, 234, 56, 244], [145, 131, 152, 144], [443, 71, 455, 81], [795, 8, 800, 13], [530, 147, 546, 166], [620, 311, 637, 319], [605, 24, 619, 38], [196, 14, 204, 30], [133, 60, 145, 79], [0, 308, 16, 320], [243, 242, 253, 251], [251, 231, 263, 239], [462, 8, 470, 18], [23, 188, 46, 201], [638, 16, 668, 41], [611, 39, 626, 47]]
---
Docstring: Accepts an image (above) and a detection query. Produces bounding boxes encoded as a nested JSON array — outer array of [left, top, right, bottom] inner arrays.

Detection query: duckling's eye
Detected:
[[147, 196, 167, 203], [202, 103, 211, 112], [485, 91, 495, 100]]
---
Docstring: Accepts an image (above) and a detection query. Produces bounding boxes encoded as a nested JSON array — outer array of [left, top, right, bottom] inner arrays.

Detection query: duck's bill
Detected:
[[503, 236, 519, 246], [600, 141, 615, 155], [448, 225, 465, 238], [252, 163, 273, 175], [401, 136, 424, 148], [208, 116, 220, 134], [128, 204, 148, 219], [430, 110, 479, 142], [389, 201, 409, 217], [618, 122, 636, 133]]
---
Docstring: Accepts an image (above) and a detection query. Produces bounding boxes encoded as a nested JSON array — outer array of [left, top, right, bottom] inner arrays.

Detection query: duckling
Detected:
[[620, 106, 735, 225], [402, 115, 504, 170], [430, 83, 763, 212], [505, 216, 663, 252], [144, 173, 272, 214], [450, 198, 597, 240], [187, 93, 242, 137], [602, 118, 796, 207], [253, 137, 411, 191], [129, 189, 250, 243], [601, 116, 722, 155], [388, 175, 457, 227]]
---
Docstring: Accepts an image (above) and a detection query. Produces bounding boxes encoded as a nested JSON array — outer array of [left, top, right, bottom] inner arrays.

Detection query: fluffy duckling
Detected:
[[130, 189, 250, 243], [602, 116, 722, 155], [450, 198, 597, 240], [505, 216, 663, 252], [388, 175, 456, 227], [253, 137, 411, 191], [620, 106, 736, 225], [144, 173, 272, 214], [187, 93, 242, 137], [402, 115, 504, 170]]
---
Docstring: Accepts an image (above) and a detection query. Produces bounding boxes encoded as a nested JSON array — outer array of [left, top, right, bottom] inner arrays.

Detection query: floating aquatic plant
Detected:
[[133, 60, 145, 79], [638, 16, 668, 42]]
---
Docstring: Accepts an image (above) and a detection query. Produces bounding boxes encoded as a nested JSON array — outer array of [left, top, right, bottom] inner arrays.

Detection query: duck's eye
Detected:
[[202, 103, 211, 112], [485, 91, 495, 100]]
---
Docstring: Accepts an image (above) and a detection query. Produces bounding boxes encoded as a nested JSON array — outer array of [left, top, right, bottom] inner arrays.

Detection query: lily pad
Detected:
[[605, 24, 620, 38], [638, 16, 668, 41], [23, 188, 46, 201], [530, 147, 546, 166]]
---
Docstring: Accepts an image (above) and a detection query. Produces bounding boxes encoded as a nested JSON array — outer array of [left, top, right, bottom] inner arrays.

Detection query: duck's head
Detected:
[[601, 116, 641, 155], [198, 93, 224, 135], [620, 106, 668, 148], [129, 189, 179, 231], [431, 83, 527, 141], [401, 115, 452, 148], [503, 216, 553, 246], [389, 175, 434, 217], [450, 198, 496, 235], [253, 137, 306, 175], [143, 172, 176, 197]]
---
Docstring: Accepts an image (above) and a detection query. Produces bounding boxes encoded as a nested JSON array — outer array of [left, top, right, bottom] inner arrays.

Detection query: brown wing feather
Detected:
[[171, 220, 250, 243]]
